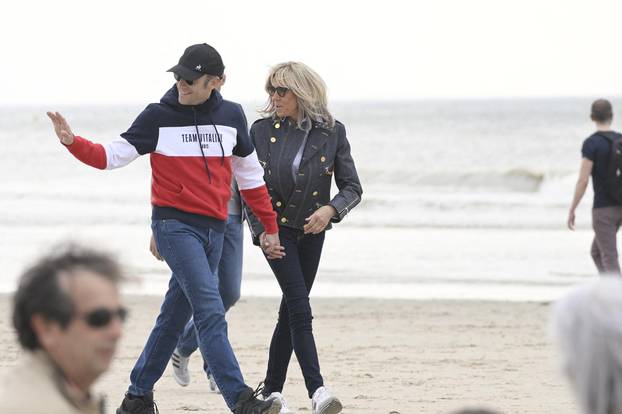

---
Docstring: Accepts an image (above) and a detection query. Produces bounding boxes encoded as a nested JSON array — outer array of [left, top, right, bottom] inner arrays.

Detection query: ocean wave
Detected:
[[360, 168, 566, 192], [418, 169, 545, 191]]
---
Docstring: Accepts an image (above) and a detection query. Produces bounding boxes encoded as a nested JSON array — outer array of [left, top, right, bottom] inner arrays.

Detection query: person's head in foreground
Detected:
[[13, 244, 126, 393], [551, 277, 622, 414], [167, 43, 226, 106], [591, 98, 613, 127], [262, 61, 334, 130]]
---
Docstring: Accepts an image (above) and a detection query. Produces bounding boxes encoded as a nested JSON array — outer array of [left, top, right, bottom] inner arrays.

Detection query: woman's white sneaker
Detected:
[[266, 392, 294, 414], [311, 386, 342, 414]]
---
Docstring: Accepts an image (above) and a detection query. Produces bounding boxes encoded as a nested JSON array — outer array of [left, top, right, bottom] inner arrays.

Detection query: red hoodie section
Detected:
[[239, 186, 278, 234], [66, 136, 107, 169], [150, 153, 233, 220], [151, 153, 277, 232]]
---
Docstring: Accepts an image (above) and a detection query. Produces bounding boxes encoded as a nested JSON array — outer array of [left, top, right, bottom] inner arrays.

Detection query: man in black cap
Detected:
[[47, 43, 284, 414]]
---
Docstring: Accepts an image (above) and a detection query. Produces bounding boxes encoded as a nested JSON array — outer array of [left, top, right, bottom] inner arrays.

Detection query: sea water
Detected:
[[0, 98, 614, 300]]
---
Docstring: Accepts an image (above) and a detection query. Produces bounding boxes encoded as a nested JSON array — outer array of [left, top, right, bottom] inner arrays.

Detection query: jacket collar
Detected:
[[271, 116, 333, 132]]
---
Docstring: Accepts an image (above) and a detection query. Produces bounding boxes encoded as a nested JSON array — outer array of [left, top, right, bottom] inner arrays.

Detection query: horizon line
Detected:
[[3, 94, 622, 108]]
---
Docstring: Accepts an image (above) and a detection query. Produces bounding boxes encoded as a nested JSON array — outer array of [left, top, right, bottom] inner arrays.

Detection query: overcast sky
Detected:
[[2, 0, 622, 104]]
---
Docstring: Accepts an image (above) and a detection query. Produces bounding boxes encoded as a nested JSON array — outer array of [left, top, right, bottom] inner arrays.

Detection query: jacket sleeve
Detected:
[[327, 122, 363, 223], [242, 198, 266, 246]]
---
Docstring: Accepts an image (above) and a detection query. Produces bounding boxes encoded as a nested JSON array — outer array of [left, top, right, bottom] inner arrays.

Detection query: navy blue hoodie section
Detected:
[[121, 85, 254, 158]]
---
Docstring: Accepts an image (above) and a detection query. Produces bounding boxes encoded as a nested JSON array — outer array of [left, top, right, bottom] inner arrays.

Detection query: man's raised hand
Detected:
[[46, 111, 75, 145]]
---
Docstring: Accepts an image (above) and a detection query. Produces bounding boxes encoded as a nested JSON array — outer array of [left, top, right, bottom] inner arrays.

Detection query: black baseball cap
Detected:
[[167, 43, 225, 80]]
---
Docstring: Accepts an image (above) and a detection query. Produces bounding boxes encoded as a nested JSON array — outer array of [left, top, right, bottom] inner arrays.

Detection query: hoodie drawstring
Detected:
[[207, 112, 226, 166], [193, 107, 213, 183]]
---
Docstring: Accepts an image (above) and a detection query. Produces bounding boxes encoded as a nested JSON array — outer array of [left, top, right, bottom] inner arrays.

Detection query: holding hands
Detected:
[[260, 232, 286, 260], [46, 111, 75, 145]]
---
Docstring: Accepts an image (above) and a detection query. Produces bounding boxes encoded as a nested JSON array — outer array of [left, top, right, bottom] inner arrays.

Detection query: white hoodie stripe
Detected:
[[232, 150, 266, 190], [104, 137, 140, 170], [155, 125, 237, 157]]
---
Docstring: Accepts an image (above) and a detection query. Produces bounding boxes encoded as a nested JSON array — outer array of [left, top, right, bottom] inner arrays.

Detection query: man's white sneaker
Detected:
[[265, 392, 294, 414], [207, 370, 221, 394], [311, 386, 342, 414], [171, 349, 190, 387]]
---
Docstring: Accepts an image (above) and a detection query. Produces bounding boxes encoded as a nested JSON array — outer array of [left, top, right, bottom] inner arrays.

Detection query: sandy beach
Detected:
[[0, 294, 576, 413]]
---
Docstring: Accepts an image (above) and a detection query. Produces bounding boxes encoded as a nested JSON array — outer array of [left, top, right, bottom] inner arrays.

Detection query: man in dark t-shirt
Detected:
[[568, 99, 622, 275]]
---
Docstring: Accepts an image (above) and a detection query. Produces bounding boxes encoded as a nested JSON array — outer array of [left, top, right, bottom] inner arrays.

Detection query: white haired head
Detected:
[[551, 277, 622, 414]]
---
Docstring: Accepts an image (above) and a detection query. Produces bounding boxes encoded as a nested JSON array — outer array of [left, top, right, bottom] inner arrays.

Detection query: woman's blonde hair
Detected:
[[260, 62, 334, 129]]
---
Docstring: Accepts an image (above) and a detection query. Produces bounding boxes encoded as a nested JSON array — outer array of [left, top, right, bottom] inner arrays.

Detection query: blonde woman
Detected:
[[245, 62, 362, 414]]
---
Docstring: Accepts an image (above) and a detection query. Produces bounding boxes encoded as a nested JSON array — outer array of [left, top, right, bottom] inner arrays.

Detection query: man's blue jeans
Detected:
[[127, 218, 246, 409], [177, 214, 244, 358]]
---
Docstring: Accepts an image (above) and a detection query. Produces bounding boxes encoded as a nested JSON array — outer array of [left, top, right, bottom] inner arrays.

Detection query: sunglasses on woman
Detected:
[[78, 307, 128, 328], [174, 73, 195, 85], [267, 86, 289, 97]]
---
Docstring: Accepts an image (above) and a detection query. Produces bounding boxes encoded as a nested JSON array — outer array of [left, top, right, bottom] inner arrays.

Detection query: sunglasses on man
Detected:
[[267, 86, 289, 97], [77, 307, 128, 328], [174, 73, 222, 86], [174, 73, 196, 85]]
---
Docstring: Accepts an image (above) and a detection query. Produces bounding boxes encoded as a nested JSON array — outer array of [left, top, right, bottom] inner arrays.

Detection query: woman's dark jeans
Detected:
[[263, 226, 325, 398]]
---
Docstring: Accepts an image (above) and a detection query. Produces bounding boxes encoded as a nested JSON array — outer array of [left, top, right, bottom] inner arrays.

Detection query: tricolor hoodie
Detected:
[[64, 86, 277, 233]]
